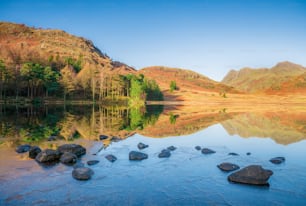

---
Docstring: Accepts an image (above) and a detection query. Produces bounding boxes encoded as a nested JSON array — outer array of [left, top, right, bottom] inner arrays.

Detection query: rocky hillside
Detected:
[[0, 22, 134, 74], [222, 61, 306, 93], [139, 66, 238, 100]]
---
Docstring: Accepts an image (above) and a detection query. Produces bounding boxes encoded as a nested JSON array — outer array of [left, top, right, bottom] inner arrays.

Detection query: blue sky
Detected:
[[1, 0, 306, 80]]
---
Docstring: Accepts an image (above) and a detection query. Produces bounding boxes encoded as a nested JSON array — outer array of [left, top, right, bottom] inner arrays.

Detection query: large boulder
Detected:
[[57, 144, 86, 157], [29, 146, 42, 159], [60, 152, 77, 165], [158, 149, 171, 158], [16, 144, 31, 153], [217, 162, 240, 172], [129, 151, 148, 161], [270, 157, 285, 164], [201, 148, 216, 154], [137, 142, 149, 150], [72, 167, 94, 180], [228, 165, 273, 186], [35, 149, 60, 163]]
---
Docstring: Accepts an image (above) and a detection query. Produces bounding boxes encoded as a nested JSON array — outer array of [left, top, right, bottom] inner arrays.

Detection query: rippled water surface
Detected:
[[1, 105, 306, 205]]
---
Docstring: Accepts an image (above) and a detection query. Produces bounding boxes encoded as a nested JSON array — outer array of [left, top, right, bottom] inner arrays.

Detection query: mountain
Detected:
[[222, 61, 306, 93], [139, 66, 238, 101], [0, 22, 134, 74]]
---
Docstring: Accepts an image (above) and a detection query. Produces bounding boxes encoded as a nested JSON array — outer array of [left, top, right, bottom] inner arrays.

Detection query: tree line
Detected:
[[0, 58, 163, 103]]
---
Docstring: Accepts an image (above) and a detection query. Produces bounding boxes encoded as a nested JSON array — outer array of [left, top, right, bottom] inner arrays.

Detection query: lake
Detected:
[[1, 105, 306, 205]]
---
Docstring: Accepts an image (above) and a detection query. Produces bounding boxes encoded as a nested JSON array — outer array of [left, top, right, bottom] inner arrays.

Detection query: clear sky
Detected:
[[1, 0, 306, 81]]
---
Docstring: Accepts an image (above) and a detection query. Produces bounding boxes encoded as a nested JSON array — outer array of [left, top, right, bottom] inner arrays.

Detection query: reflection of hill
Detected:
[[221, 112, 306, 145], [139, 109, 235, 138]]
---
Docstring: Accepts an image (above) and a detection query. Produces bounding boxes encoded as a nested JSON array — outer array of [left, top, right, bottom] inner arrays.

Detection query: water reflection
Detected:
[[1, 105, 306, 147]]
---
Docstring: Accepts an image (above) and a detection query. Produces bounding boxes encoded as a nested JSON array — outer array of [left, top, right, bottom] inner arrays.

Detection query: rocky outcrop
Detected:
[[29, 146, 42, 159], [57, 144, 86, 157], [16, 144, 31, 153], [35, 149, 60, 163], [60, 152, 77, 165]]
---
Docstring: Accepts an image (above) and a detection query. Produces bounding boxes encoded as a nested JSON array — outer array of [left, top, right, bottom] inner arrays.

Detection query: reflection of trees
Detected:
[[0, 105, 163, 145]]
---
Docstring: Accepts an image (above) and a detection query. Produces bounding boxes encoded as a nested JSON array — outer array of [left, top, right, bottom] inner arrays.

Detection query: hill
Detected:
[[222, 61, 306, 93], [139, 66, 238, 101]]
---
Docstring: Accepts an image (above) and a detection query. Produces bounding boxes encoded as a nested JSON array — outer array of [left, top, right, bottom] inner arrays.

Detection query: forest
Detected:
[[0, 58, 163, 103]]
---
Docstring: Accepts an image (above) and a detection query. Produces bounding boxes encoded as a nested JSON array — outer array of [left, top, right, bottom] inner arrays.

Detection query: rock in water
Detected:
[[99, 135, 108, 140], [87, 160, 100, 166], [270, 157, 285, 164], [167, 146, 177, 151], [60, 152, 77, 165], [137, 142, 149, 150], [158, 149, 171, 158], [246, 152, 251, 156], [228, 152, 239, 156], [35, 149, 60, 163], [201, 148, 216, 154], [217, 162, 240, 172], [16, 144, 31, 153], [29, 146, 42, 159], [105, 154, 117, 163], [195, 146, 201, 151], [129, 151, 148, 160], [73, 162, 85, 169], [57, 144, 86, 157], [228, 165, 273, 186], [72, 167, 94, 180]]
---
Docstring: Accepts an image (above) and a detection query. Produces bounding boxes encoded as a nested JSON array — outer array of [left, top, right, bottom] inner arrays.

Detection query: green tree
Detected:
[[43, 66, 60, 97], [170, 80, 177, 92], [0, 60, 9, 99]]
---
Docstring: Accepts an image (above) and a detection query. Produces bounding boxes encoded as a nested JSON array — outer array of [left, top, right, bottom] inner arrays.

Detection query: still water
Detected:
[[0, 105, 306, 205]]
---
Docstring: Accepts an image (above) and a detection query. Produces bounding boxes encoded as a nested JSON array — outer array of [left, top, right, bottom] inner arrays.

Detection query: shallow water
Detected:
[[1, 106, 306, 205]]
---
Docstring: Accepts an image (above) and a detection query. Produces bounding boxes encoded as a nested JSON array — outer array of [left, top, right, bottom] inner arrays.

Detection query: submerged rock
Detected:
[[158, 149, 171, 158], [35, 149, 60, 163], [217, 162, 240, 172], [57, 144, 86, 157], [129, 151, 148, 161], [72, 167, 94, 180], [270, 157, 285, 164], [99, 135, 108, 140], [228, 165, 273, 186], [87, 160, 100, 166], [137, 142, 149, 150], [16, 144, 31, 153], [167, 146, 177, 151], [195, 146, 201, 151], [29, 146, 42, 159], [201, 148, 216, 154], [246, 152, 251, 156], [73, 162, 85, 169], [105, 154, 117, 163], [60, 152, 77, 165], [228, 152, 239, 156]]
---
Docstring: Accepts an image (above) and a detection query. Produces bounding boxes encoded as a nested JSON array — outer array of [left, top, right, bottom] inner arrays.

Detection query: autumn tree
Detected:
[[59, 65, 76, 102]]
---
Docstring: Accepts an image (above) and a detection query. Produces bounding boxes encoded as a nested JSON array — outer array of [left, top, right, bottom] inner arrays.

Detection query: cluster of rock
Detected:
[[16, 143, 285, 185], [194, 145, 285, 186]]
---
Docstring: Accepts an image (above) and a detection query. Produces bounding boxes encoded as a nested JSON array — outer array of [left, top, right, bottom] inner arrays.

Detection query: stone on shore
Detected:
[[16, 144, 31, 153], [29, 146, 42, 159], [72, 167, 94, 180], [99, 135, 108, 140], [228, 165, 273, 186], [129, 151, 148, 161]]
